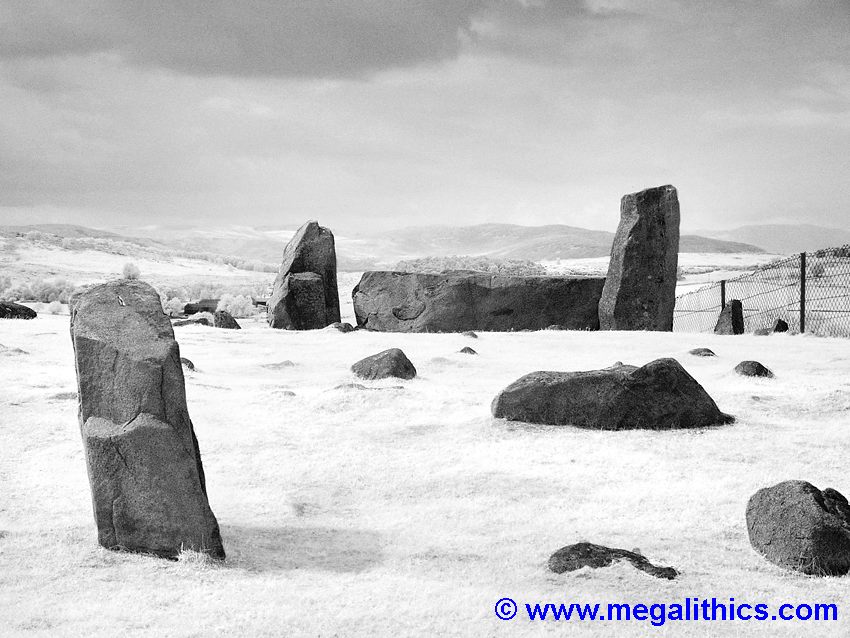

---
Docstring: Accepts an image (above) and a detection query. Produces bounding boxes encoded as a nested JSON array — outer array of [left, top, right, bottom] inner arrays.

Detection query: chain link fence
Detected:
[[673, 245, 850, 337]]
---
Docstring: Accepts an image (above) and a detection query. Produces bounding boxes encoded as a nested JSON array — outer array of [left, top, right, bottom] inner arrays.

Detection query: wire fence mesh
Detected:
[[673, 245, 850, 337]]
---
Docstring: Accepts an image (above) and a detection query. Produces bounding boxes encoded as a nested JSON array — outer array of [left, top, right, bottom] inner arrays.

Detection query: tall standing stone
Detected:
[[268, 220, 340, 330], [599, 185, 680, 331], [70, 280, 224, 559]]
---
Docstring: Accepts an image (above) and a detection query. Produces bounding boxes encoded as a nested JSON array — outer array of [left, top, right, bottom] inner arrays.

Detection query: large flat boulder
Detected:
[[352, 271, 605, 332], [268, 220, 340, 329], [599, 185, 680, 331], [747, 480, 850, 575], [70, 280, 224, 559], [491, 357, 733, 429]]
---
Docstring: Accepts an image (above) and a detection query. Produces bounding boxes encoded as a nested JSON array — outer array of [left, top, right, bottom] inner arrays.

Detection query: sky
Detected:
[[0, 0, 848, 234]]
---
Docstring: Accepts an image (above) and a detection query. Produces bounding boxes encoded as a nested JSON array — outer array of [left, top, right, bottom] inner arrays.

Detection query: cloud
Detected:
[[0, 0, 485, 78]]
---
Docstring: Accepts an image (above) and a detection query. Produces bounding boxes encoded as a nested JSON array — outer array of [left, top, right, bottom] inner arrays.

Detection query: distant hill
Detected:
[[1, 221, 766, 270], [697, 224, 850, 255]]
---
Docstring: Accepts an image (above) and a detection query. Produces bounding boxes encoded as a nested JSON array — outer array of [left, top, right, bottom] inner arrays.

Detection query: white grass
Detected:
[[1, 313, 850, 636]]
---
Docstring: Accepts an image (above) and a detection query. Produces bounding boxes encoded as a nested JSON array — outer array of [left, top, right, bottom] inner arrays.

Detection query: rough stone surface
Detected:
[[213, 310, 241, 330], [352, 271, 605, 332], [598, 185, 680, 331], [772, 318, 789, 333], [0, 301, 37, 319], [268, 220, 340, 330], [549, 542, 678, 580], [746, 480, 850, 575], [69, 280, 223, 559], [714, 300, 744, 335], [458, 346, 477, 355], [753, 328, 772, 336], [689, 347, 716, 357], [351, 348, 417, 380], [273, 273, 328, 330], [735, 360, 774, 378], [491, 357, 733, 430], [180, 357, 195, 371], [462, 331, 478, 339]]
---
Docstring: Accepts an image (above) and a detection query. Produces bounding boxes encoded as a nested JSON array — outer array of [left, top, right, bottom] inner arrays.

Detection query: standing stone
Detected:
[[268, 221, 340, 330], [747, 480, 850, 575], [599, 185, 680, 331], [70, 280, 224, 559], [714, 300, 744, 335]]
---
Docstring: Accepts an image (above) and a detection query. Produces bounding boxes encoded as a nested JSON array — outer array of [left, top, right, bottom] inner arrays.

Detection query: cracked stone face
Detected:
[[70, 279, 224, 559]]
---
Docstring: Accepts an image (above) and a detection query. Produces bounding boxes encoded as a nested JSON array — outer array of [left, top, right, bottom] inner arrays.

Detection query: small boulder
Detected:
[[351, 348, 417, 380], [548, 542, 677, 580], [735, 360, 774, 378], [458, 346, 477, 355], [714, 300, 744, 335], [0, 301, 37, 320], [462, 331, 478, 339], [492, 358, 733, 430], [689, 347, 716, 357], [753, 328, 772, 336], [746, 480, 850, 575], [213, 310, 241, 330], [330, 321, 356, 333], [772, 318, 789, 333], [180, 357, 195, 371]]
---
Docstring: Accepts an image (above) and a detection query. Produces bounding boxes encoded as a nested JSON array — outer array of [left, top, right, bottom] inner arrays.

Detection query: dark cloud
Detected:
[[0, 0, 485, 77]]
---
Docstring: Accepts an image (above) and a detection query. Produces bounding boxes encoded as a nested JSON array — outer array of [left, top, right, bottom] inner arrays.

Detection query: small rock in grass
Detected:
[[548, 542, 677, 580], [689, 347, 716, 357], [735, 361, 774, 378], [261, 360, 296, 370], [213, 310, 241, 330], [351, 348, 416, 380], [772, 318, 789, 333], [329, 322, 356, 333]]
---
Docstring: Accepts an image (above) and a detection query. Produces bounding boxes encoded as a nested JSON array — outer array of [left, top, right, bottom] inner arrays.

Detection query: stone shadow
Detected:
[[222, 524, 383, 574]]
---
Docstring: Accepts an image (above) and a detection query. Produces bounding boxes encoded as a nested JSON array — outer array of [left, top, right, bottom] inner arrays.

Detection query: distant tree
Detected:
[[123, 262, 141, 280], [217, 294, 254, 318]]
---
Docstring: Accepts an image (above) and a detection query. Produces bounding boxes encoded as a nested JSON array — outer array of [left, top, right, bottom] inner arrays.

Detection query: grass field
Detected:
[[1, 313, 849, 636]]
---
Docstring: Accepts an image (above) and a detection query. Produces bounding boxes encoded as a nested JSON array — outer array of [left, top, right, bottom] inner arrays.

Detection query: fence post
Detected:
[[800, 251, 806, 334], [720, 279, 726, 309]]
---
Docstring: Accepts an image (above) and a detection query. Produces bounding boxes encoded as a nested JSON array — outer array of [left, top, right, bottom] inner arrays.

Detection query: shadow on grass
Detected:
[[222, 525, 383, 573]]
